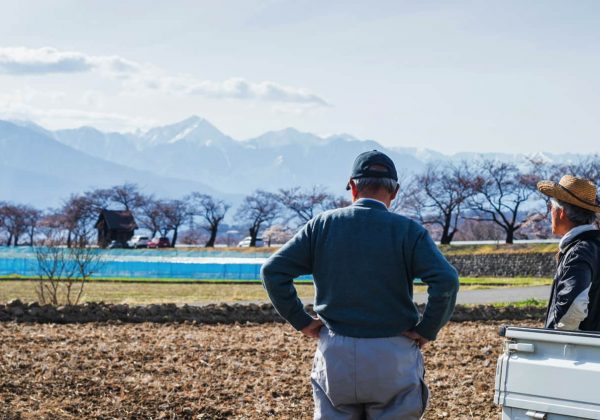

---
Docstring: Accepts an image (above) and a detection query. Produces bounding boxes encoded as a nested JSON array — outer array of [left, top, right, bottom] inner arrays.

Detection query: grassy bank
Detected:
[[0, 281, 311, 305], [0, 277, 551, 305], [439, 243, 558, 255]]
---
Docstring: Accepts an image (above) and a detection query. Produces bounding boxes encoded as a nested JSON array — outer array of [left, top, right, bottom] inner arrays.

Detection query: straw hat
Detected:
[[537, 175, 600, 213]]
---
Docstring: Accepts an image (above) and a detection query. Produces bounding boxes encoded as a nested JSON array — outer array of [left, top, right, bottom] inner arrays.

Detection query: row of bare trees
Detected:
[[2, 156, 599, 247], [0, 184, 231, 248], [56, 186, 232, 248], [0, 183, 350, 248], [396, 157, 600, 244]]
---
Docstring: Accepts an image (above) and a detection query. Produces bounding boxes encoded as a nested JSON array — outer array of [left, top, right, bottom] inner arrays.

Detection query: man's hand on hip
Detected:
[[402, 330, 429, 348], [301, 318, 324, 339]]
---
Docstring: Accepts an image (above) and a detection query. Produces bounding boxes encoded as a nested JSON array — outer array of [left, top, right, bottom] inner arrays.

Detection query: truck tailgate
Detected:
[[495, 326, 600, 419]]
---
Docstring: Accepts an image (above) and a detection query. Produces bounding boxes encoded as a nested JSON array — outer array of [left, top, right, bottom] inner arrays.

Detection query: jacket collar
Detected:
[[353, 198, 389, 211], [559, 224, 599, 251]]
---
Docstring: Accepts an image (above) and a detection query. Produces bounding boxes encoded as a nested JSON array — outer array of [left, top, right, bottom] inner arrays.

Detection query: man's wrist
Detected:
[[413, 323, 437, 341], [289, 310, 315, 331]]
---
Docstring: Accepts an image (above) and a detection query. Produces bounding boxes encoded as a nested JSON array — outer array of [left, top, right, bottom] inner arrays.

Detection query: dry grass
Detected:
[[439, 243, 557, 255], [0, 278, 553, 306], [0, 281, 315, 305]]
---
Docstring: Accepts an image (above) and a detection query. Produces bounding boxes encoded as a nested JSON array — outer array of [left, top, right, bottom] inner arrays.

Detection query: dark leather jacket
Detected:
[[545, 229, 600, 331]]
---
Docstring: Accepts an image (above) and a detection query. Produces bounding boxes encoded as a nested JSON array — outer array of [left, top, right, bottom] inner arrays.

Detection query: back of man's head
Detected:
[[347, 150, 399, 197], [354, 165, 398, 195]]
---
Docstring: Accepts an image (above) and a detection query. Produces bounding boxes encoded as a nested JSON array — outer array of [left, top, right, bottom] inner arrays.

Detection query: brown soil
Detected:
[[0, 320, 537, 419]]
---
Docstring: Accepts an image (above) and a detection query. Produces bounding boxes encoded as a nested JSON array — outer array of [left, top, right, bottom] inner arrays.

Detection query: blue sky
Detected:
[[1, 0, 599, 154]]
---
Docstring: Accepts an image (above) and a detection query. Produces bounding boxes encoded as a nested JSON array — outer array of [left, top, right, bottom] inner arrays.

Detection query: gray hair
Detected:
[[551, 198, 597, 226], [353, 177, 398, 194]]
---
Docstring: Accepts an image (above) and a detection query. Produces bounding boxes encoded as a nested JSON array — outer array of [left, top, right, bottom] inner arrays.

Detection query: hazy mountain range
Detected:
[[0, 116, 580, 208]]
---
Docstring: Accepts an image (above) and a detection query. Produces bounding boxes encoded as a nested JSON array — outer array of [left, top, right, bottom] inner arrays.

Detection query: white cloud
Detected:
[[185, 77, 330, 106], [0, 47, 139, 77], [0, 46, 329, 106], [0, 47, 90, 74]]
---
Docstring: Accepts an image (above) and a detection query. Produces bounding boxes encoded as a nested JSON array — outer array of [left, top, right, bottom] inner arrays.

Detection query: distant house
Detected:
[[95, 209, 138, 248]]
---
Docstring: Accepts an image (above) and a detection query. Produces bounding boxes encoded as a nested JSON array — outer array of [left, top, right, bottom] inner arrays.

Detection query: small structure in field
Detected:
[[95, 209, 138, 248]]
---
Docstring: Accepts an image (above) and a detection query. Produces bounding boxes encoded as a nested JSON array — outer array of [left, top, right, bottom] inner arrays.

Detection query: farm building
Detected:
[[95, 209, 138, 248]]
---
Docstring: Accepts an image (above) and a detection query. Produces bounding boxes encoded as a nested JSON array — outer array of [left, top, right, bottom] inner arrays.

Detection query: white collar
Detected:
[[559, 224, 598, 251]]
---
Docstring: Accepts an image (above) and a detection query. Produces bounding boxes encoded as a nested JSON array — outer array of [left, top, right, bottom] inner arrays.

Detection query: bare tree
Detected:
[[36, 211, 67, 245], [277, 186, 334, 226], [21, 206, 42, 245], [138, 197, 165, 238], [59, 194, 99, 247], [56, 185, 149, 247], [402, 162, 474, 244], [35, 239, 103, 305], [0, 203, 41, 246], [236, 190, 281, 247], [559, 155, 600, 192], [326, 196, 352, 210], [84, 187, 113, 211], [109, 183, 148, 211], [162, 199, 189, 247], [187, 193, 230, 247], [467, 159, 536, 244], [0, 203, 22, 246], [515, 157, 565, 235]]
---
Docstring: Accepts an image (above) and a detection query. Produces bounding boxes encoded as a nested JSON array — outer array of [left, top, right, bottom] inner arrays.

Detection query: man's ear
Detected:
[[390, 184, 400, 201], [557, 206, 568, 222], [349, 180, 359, 199]]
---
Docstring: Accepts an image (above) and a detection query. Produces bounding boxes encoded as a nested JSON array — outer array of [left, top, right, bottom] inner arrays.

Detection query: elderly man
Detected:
[[538, 175, 600, 331], [261, 150, 459, 419]]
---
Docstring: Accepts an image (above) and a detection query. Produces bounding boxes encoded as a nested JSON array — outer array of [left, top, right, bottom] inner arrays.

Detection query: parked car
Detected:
[[237, 237, 265, 247], [128, 235, 149, 248], [148, 237, 170, 248], [108, 240, 129, 249]]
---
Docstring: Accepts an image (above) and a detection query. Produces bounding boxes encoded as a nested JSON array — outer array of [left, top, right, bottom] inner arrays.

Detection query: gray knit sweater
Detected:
[[261, 199, 459, 340]]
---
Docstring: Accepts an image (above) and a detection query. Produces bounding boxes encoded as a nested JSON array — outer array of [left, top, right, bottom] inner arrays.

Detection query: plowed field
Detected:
[[0, 320, 536, 419]]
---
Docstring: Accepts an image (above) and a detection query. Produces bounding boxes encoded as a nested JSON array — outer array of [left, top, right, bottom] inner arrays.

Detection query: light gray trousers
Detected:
[[311, 327, 429, 420]]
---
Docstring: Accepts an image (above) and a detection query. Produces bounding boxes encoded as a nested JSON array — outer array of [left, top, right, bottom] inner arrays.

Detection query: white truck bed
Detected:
[[495, 326, 600, 419]]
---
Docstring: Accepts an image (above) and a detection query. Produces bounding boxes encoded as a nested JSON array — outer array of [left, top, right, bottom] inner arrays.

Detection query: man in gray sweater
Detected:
[[261, 150, 459, 419]]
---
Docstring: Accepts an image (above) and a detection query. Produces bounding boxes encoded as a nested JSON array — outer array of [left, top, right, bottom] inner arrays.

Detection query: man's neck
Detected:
[[353, 196, 390, 208]]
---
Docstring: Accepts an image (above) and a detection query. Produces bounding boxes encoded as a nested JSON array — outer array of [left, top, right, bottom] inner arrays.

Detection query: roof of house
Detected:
[[95, 209, 138, 230]]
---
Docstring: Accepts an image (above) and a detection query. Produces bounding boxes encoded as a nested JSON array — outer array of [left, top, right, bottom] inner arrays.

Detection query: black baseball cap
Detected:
[[346, 150, 398, 190]]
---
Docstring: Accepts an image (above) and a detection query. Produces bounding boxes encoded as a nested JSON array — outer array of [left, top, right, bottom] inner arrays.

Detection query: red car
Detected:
[[148, 237, 170, 248]]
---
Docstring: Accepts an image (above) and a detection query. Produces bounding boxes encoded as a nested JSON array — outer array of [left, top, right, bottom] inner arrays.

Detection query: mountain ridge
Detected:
[[1, 116, 587, 208]]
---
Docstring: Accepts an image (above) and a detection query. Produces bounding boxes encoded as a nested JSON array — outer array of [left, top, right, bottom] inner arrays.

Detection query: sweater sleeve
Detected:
[[260, 221, 315, 331], [411, 228, 460, 341]]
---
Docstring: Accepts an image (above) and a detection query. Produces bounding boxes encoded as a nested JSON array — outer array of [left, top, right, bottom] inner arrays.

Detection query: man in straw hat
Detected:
[[538, 175, 600, 331], [262, 150, 459, 419]]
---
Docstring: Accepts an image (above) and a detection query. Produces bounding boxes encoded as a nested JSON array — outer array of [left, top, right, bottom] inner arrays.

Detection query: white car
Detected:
[[129, 235, 149, 248], [237, 237, 265, 247]]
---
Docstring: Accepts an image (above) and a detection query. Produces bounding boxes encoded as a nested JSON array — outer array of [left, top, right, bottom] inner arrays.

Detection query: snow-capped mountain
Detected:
[[0, 120, 225, 207], [138, 115, 236, 148], [48, 116, 426, 195], [0, 115, 587, 208]]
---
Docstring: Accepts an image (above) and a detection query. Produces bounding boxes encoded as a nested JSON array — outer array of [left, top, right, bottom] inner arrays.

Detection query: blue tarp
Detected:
[[0, 246, 313, 282]]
